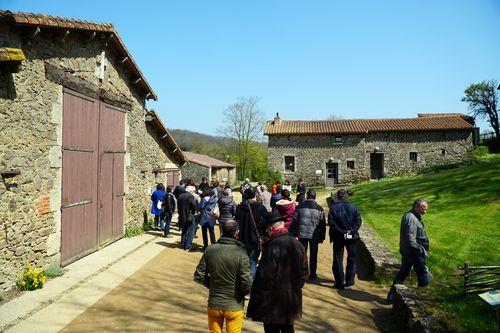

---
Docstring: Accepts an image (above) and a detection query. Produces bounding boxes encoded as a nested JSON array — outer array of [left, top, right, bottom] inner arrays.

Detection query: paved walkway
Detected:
[[3, 225, 393, 333], [60, 228, 392, 332]]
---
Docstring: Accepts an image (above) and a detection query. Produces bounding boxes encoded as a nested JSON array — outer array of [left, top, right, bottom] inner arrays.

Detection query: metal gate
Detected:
[[61, 90, 125, 265]]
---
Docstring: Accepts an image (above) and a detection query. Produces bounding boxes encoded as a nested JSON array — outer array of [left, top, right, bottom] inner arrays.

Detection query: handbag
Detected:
[[210, 203, 220, 220], [247, 203, 263, 251]]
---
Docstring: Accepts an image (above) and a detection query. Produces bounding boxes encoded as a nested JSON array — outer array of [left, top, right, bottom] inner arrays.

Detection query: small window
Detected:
[[441, 149, 446, 156], [347, 160, 355, 169], [284, 156, 295, 172], [410, 152, 418, 162], [334, 136, 343, 144]]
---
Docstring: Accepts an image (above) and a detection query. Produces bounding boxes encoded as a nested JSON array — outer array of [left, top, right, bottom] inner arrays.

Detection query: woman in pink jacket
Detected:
[[273, 189, 296, 230]]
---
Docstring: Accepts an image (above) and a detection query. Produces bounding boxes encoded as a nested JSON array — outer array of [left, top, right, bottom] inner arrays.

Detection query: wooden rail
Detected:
[[458, 263, 500, 294]]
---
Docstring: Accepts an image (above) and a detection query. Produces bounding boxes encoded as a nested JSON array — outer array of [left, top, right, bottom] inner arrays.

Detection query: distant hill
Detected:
[[168, 129, 236, 162]]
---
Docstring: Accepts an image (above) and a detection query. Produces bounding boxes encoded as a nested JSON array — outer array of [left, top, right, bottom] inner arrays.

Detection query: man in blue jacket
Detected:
[[328, 189, 362, 289]]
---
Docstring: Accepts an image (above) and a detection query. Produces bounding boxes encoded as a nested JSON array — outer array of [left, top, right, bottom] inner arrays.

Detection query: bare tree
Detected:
[[462, 80, 499, 137], [219, 96, 265, 179]]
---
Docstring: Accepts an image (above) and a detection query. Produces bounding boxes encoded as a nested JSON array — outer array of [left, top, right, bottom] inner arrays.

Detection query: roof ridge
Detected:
[[0, 10, 114, 28]]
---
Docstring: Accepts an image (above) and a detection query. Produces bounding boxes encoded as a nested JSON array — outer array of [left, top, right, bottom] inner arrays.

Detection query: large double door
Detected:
[[60, 89, 125, 266]]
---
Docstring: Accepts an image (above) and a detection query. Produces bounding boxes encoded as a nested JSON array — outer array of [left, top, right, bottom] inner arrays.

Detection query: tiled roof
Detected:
[[183, 152, 235, 168], [264, 115, 475, 136], [0, 10, 157, 100], [147, 110, 186, 164]]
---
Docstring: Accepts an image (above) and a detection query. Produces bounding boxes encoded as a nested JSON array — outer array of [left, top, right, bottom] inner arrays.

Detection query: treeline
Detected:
[[169, 128, 281, 183]]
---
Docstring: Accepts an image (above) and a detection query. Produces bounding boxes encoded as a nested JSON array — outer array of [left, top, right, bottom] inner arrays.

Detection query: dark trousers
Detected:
[[264, 323, 294, 333], [201, 224, 216, 248], [299, 238, 319, 279], [153, 214, 161, 228], [393, 253, 430, 286], [181, 219, 196, 250], [332, 238, 358, 288], [247, 247, 260, 278], [163, 212, 172, 237]]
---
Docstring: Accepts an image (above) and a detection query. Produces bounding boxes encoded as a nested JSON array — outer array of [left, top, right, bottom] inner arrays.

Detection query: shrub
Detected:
[[44, 266, 64, 278], [125, 225, 144, 237], [473, 146, 489, 159], [16, 264, 47, 291], [263, 168, 283, 186], [142, 219, 154, 232]]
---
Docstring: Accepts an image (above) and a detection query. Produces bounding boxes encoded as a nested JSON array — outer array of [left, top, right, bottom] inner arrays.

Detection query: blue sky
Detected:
[[4, 0, 500, 135]]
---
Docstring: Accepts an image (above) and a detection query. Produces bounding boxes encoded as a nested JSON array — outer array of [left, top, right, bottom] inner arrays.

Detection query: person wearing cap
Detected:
[[235, 187, 269, 278], [247, 213, 309, 333], [194, 220, 253, 333], [328, 189, 362, 289], [289, 189, 326, 281]]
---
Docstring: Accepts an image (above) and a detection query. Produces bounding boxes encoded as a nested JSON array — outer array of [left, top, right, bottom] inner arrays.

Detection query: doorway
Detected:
[[325, 162, 339, 187], [370, 153, 384, 179]]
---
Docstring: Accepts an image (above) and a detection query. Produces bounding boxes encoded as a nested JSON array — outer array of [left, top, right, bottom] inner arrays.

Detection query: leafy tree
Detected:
[[219, 96, 265, 179], [462, 80, 499, 137]]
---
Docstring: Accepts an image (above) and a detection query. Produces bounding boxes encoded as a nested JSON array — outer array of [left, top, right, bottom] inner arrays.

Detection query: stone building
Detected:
[[182, 152, 236, 186], [0, 11, 184, 291], [265, 113, 476, 186]]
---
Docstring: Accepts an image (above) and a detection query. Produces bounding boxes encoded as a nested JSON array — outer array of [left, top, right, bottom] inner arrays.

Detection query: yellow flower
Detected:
[[21, 281, 26, 286]]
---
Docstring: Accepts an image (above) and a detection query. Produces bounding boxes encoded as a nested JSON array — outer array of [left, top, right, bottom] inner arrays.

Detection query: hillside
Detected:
[[349, 155, 500, 332]]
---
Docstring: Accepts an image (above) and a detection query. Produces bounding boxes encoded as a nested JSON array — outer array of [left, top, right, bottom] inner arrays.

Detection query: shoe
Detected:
[[345, 282, 355, 288], [165, 235, 173, 238], [334, 284, 345, 290]]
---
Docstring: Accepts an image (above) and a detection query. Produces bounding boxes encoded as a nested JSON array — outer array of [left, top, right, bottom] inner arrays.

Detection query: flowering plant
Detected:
[[16, 264, 47, 290]]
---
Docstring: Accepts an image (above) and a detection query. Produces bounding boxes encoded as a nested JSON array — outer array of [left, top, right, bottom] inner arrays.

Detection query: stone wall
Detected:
[[212, 167, 236, 186], [267, 131, 473, 186], [181, 163, 210, 184], [0, 25, 179, 291]]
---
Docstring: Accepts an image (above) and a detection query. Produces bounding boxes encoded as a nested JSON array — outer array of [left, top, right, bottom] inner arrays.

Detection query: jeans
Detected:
[[154, 214, 161, 228], [247, 247, 260, 278], [208, 308, 244, 333], [202, 224, 216, 248], [393, 253, 430, 286], [163, 212, 172, 237], [181, 219, 196, 250], [264, 323, 294, 333], [299, 238, 319, 279], [332, 238, 358, 288]]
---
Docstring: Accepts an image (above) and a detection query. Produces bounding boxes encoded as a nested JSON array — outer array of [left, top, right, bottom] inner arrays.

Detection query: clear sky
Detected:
[[4, 0, 500, 135]]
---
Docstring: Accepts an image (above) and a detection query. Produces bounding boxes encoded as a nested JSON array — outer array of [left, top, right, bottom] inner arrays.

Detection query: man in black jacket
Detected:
[[295, 178, 307, 204], [247, 213, 309, 333], [328, 189, 362, 289], [161, 186, 176, 238], [177, 186, 197, 250], [289, 189, 326, 281], [235, 188, 268, 278]]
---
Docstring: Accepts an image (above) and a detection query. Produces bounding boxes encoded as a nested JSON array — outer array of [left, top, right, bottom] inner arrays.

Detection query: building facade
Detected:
[[0, 11, 184, 291], [265, 114, 475, 186], [182, 152, 237, 186]]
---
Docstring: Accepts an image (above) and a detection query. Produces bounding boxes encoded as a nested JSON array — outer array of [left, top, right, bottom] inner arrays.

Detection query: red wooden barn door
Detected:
[[61, 90, 99, 265], [98, 102, 125, 246]]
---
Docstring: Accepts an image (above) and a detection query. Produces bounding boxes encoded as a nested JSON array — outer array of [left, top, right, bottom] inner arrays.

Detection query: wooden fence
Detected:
[[458, 263, 500, 294]]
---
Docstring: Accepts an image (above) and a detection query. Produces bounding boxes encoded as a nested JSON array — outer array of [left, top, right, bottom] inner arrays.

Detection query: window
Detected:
[[347, 160, 355, 169], [334, 136, 343, 144], [284, 156, 295, 172], [441, 149, 446, 156], [410, 152, 418, 162]]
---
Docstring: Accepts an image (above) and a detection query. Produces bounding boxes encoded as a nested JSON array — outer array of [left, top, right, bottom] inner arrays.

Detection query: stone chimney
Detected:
[[273, 112, 281, 125]]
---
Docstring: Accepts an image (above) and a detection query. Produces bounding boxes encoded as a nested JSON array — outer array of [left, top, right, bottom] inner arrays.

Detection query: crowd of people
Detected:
[[151, 177, 431, 333]]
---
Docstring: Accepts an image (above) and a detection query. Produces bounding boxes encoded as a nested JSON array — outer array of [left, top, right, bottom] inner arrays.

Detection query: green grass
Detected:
[[348, 154, 500, 332]]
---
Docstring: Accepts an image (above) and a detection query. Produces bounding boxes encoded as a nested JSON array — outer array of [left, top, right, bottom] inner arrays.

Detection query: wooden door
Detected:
[[326, 162, 338, 187], [370, 153, 384, 179]]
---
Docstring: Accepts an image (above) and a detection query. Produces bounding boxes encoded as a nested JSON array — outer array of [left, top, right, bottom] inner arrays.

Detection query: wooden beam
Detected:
[[119, 56, 128, 64], [62, 30, 70, 42], [132, 77, 142, 84], [105, 33, 114, 46], [90, 31, 96, 40]]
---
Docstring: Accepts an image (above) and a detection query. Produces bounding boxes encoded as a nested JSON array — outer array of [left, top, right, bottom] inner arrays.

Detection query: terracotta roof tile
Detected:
[[265, 115, 475, 136], [183, 152, 235, 168], [0, 10, 157, 100]]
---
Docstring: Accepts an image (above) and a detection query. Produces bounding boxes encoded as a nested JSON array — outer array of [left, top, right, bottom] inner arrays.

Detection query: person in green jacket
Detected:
[[194, 219, 253, 333]]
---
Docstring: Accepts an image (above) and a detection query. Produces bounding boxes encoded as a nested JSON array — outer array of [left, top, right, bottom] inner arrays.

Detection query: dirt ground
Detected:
[[61, 222, 394, 333]]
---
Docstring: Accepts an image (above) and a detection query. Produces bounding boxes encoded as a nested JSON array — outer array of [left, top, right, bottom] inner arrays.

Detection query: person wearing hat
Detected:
[[328, 189, 362, 289], [247, 213, 309, 333]]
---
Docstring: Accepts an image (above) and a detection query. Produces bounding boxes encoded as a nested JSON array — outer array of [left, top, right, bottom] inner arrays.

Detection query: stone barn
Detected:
[[182, 152, 236, 186], [265, 113, 476, 186], [0, 11, 184, 291]]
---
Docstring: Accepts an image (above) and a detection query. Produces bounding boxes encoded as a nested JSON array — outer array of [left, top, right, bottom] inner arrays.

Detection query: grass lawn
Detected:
[[345, 155, 500, 332]]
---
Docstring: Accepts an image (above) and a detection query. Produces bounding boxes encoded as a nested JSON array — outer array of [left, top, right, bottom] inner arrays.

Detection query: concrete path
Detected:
[[59, 228, 393, 332]]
